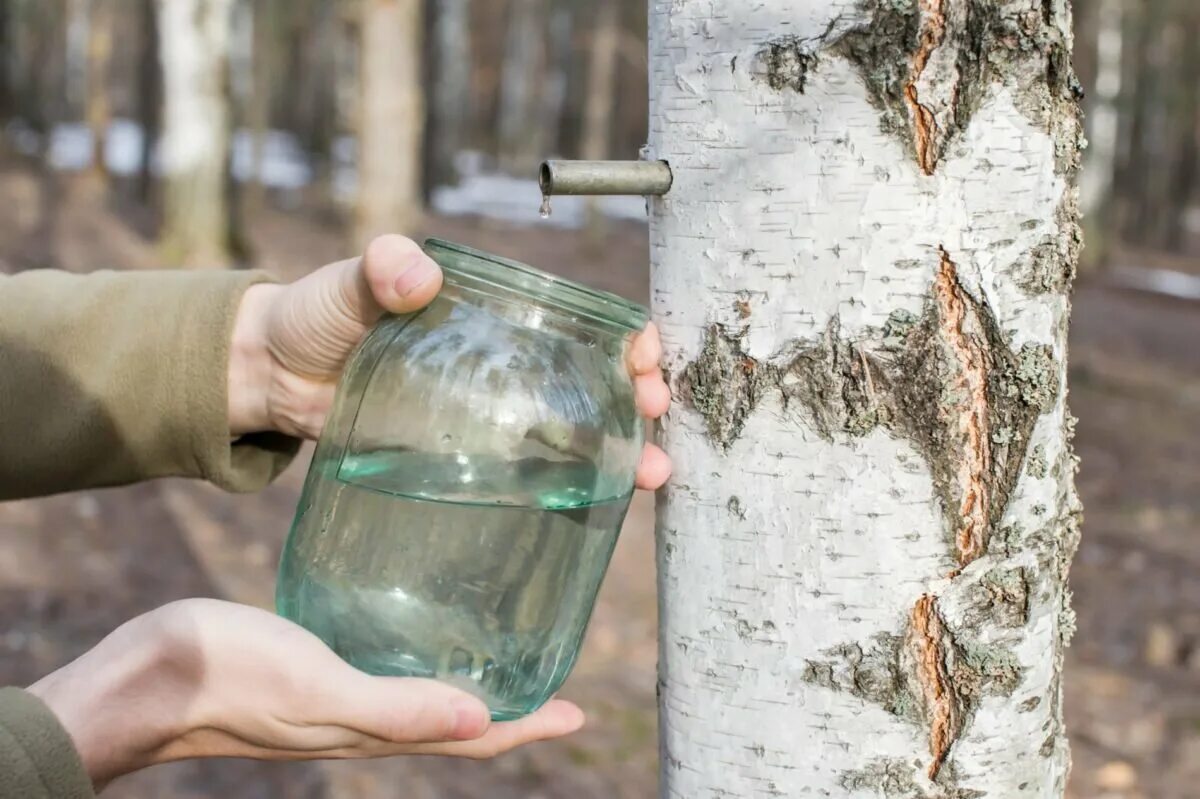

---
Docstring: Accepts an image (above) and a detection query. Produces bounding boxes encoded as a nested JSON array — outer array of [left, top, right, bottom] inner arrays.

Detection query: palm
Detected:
[[164, 600, 584, 761]]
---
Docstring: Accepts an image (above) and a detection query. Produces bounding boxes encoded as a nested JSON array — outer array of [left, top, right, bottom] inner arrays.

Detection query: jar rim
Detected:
[[424, 238, 649, 335]]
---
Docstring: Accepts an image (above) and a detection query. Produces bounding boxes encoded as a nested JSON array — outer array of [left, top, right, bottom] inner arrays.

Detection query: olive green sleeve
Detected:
[[0, 688, 94, 799], [0, 269, 299, 500]]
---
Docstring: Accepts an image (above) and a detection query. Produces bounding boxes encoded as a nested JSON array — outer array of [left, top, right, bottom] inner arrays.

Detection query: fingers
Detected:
[[360, 235, 444, 316], [629, 323, 671, 420], [403, 700, 585, 759], [635, 371, 671, 419], [629, 322, 671, 488], [635, 443, 672, 490], [627, 322, 663, 375], [324, 676, 491, 745]]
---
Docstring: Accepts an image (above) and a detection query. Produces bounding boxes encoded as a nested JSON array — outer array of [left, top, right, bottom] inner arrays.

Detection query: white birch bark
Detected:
[[354, 0, 424, 249], [156, 0, 236, 266], [648, 1, 1083, 796]]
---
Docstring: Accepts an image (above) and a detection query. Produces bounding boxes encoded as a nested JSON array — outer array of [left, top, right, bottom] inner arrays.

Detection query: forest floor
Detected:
[[1, 160, 1199, 798]]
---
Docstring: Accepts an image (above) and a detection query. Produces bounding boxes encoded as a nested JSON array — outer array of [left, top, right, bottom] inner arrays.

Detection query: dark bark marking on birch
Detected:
[[809, 595, 1021, 792], [781, 249, 1055, 566], [755, 35, 817, 93], [928, 248, 992, 566], [1013, 197, 1083, 296], [677, 325, 769, 451], [841, 758, 989, 798], [965, 566, 1031, 628], [828, 0, 1083, 176], [906, 0, 947, 175], [910, 594, 959, 780], [679, 250, 1059, 566], [802, 634, 916, 720]]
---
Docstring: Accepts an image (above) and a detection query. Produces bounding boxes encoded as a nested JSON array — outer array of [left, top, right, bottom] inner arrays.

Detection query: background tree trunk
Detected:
[[246, 0, 276, 213], [0, 0, 12, 125], [648, 1, 1083, 796], [580, 1, 619, 242], [1165, 4, 1200, 253], [496, 0, 544, 174], [354, 0, 425, 249], [538, 6, 572, 160], [65, 0, 89, 119], [1080, 0, 1122, 266], [426, 0, 472, 189], [85, 0, 113, 185], [136, 0, 161, 205], [155, 0, 236, 267]]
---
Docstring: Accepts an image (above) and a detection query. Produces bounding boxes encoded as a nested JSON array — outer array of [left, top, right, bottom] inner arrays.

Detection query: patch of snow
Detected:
[[6, 122, 651, 228], [1110, 265, 1200, 302]]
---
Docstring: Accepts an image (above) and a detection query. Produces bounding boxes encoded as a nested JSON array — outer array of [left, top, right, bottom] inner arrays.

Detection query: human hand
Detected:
[[227, 235, 672, 489], [28, 599, 585, 788]]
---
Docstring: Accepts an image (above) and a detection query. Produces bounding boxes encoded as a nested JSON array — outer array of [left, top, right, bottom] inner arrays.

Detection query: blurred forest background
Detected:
[[1, 1, 1200, 798]]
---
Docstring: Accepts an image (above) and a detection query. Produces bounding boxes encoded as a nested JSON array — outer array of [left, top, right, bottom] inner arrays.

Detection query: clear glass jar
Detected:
[[275, 238, 646, 720]]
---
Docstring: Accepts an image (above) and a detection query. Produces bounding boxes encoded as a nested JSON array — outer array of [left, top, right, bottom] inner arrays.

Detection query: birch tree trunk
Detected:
[[0, 1, 12, 124], [1080, 0, 1121, 221], [648, 1, 1083, 796], [580, 2, 619, 241], [246, 0, 276, 212], [156, 0, 236, 267], [496, 0, 544, 173], [354, 0, 424, 249], [428, 0, 472, 188], [538, 7, 572, 160], [84, 0, 112, 184], [137, 0, 160, 204]]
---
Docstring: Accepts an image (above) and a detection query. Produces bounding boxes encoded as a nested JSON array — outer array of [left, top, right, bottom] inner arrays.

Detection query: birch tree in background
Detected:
[[1080, 0, 1121, 219], [649, 1, 1083, 795], [155, 0, 236, 267], [496, 0, 544, 173], [354, 0, 424, 248], [0, 1, 12, 124], [136, 0, 160, 203], [84, 0, 112, 185], [428, 0, 472, 188], [580, 1, 619, 241], [246, 0, 277, 212]]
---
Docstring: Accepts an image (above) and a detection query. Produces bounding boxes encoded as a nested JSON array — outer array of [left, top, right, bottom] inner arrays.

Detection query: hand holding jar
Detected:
[[30, 235, 672, 787]]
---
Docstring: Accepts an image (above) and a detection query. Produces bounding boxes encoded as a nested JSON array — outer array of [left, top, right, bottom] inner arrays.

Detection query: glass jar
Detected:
[[275, 238, 646, 720]]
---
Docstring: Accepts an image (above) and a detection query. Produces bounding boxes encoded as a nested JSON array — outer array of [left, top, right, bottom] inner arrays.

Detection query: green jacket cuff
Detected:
[[0, 687, 94, 799], [178, 271, 301, 493]]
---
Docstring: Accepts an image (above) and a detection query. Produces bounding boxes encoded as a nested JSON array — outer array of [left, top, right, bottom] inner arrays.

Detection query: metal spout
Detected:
[[538, 159, 673, 197]]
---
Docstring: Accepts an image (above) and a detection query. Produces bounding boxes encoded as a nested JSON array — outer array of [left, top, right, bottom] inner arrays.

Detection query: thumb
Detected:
[[354, 234, 444, 318], [325, 674, 492, 744]]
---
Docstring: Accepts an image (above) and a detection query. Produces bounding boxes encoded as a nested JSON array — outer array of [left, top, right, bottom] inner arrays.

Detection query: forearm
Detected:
[[0, 270, 298, 500]]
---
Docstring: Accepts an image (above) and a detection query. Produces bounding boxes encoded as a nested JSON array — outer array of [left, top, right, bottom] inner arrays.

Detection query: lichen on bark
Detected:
[[802, 634, 916, 720], [965, 566, 1031, 628], [676, 325, 771, 451]]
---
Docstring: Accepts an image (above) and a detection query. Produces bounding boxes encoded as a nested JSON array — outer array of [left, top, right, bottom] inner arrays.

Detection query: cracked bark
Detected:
[[650, 1, 1081, 796]]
